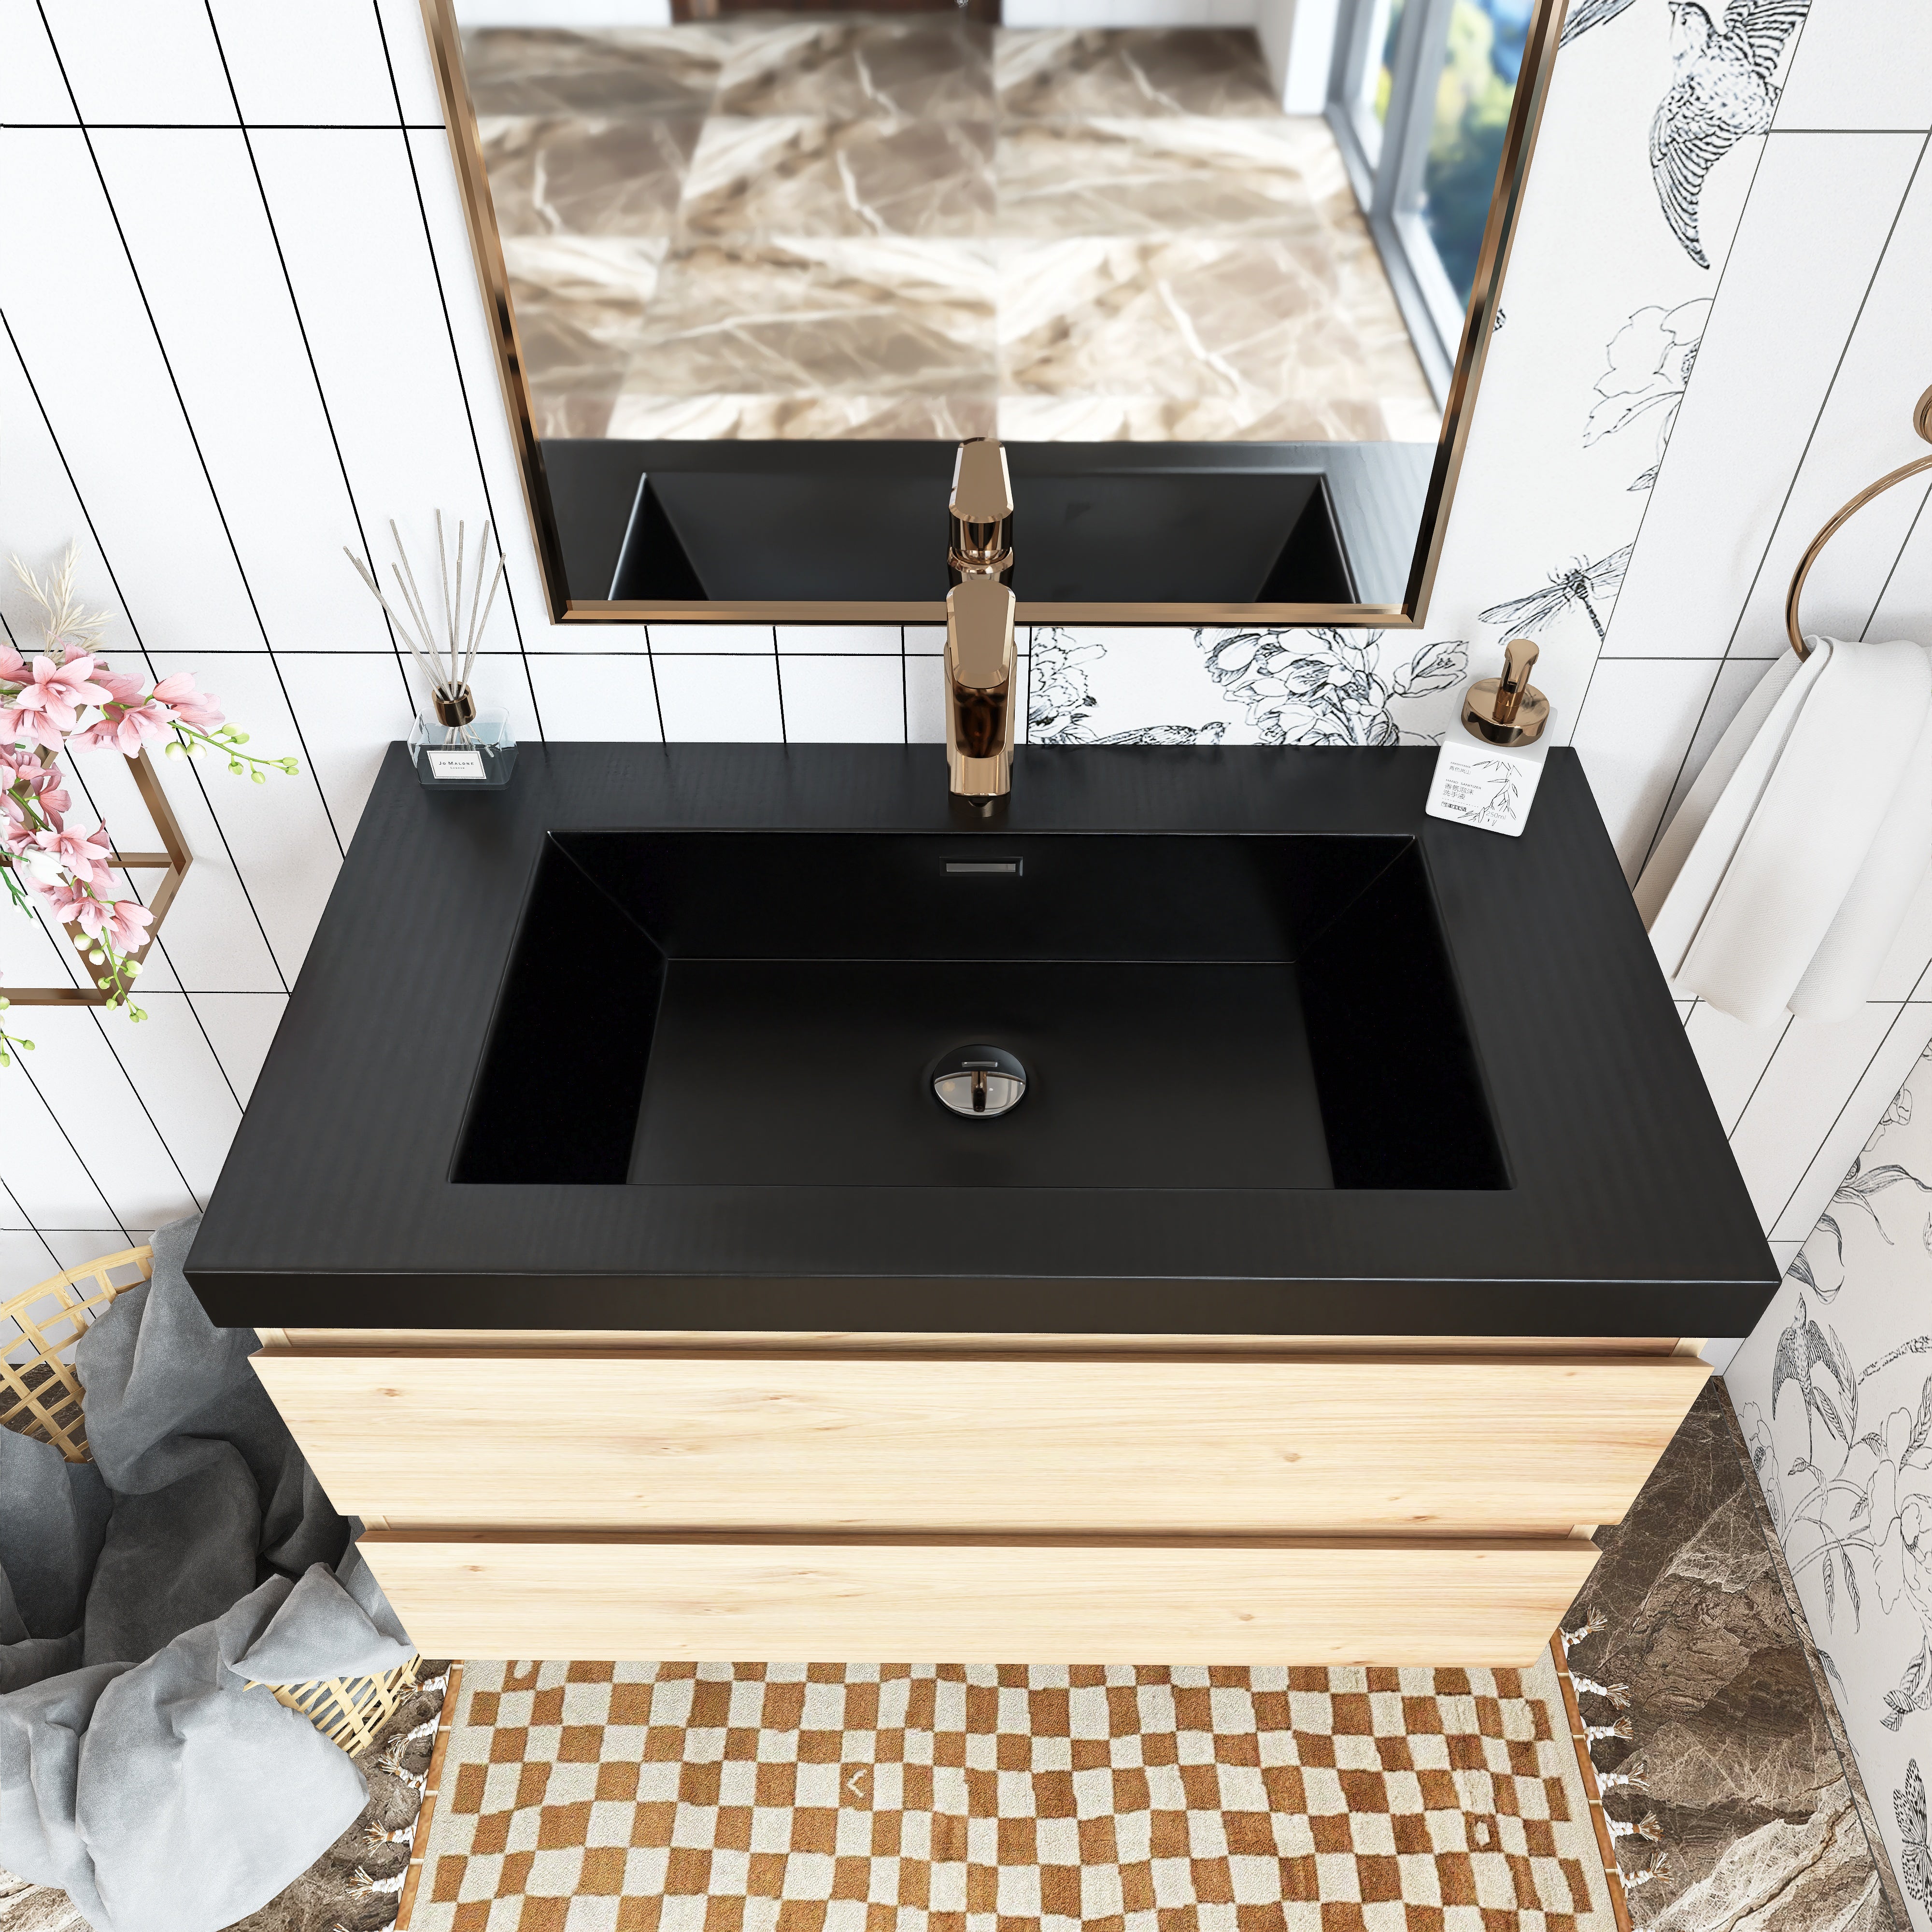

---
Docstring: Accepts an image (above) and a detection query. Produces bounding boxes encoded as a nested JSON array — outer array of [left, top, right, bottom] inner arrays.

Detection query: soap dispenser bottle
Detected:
[[1425, 637, 1550, 837]]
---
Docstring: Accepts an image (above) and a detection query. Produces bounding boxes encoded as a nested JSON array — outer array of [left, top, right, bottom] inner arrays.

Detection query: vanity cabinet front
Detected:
[[252, 1332, 1707, 1663]]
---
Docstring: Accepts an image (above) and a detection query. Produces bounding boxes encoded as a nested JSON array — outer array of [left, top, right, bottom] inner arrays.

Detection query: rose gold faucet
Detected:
[[945, 439, 1016, 807]]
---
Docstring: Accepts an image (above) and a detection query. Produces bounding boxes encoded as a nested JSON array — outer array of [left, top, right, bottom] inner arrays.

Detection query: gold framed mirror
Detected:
[[419, 0, 1565, 625]]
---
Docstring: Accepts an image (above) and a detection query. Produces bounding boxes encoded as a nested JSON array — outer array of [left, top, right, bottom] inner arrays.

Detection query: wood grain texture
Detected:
[[265, 1329, 1688, 1355], [252, 1352, 1708, 1534], [355, 1533, 1600, 1665]]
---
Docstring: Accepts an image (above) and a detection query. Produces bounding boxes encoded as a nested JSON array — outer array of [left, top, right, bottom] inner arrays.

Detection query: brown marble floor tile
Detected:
[[994, 28, 1279, 119], [996, 115, 1326, 239], [473, 23, 1436, 441], [713, 17, 994, 120], [609, 391, 997, 440], [503, 236, 666, 438], [462, 27, 726, 117], [997, 392, 1412, 441], [999, 236, 1412, 409], [616, 236, 996, 400], [1561, 1382, 1905, 1930], [480, 114, 700, 239], [679, 115, 995, 241]]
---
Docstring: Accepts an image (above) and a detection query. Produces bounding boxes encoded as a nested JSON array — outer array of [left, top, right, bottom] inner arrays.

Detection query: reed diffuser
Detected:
[[348, 515, 516, 788]]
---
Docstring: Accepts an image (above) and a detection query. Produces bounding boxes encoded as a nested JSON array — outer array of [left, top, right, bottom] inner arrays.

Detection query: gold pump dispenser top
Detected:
[[1460, 637, 1549, 747]]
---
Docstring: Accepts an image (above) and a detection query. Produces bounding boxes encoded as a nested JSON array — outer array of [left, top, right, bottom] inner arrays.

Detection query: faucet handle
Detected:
[[949, 438, 1013, 579]]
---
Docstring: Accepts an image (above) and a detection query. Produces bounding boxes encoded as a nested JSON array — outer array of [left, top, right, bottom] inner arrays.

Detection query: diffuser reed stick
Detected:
[[346, 515, 505, 743]]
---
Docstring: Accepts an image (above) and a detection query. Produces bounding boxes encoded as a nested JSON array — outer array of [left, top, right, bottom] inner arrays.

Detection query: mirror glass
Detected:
[[436, 0, 1547, 615]]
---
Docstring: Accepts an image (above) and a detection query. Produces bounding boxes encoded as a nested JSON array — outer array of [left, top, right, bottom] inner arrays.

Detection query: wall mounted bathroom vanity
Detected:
[[190, 743, 1776, 1664], [183, 0, 1759, 1678]]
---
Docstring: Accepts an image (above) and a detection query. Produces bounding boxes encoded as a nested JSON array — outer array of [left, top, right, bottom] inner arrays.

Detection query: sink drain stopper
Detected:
[[931, 1044, 1027, 1119]]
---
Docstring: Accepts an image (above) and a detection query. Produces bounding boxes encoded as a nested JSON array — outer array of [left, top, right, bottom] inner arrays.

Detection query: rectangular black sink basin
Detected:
[[455, 831, 1506, 1193], [185, 744, 1779, 1339]]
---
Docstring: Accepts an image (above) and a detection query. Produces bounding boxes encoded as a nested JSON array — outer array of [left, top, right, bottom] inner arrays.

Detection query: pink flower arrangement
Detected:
[[1, 547, 298, 1028]]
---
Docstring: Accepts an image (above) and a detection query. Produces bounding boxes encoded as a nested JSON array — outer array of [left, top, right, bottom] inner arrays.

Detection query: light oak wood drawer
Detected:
[[255, 1351, 1707, 1534], [355, 1531, 1599, 1666]]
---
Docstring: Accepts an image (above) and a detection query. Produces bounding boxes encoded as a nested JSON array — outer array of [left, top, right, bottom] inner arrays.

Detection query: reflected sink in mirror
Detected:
[[455, 830, 1506, 1193]]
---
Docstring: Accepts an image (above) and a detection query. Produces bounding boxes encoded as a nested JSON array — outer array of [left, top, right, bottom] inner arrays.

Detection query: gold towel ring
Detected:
[[1786, 383, 1932, 658]]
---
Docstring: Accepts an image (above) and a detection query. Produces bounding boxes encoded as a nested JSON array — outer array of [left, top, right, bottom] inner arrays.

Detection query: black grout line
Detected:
[[0, 302, 290, 995], [1623, 137, 1929, 885], [1724, 1011, 1797, 1145], [1565, 107, 1787, 745], [83, 1004, 204, 1212], [1766, 1002, 1931, 1237], [1717, 133, 1930, 666], [1857, 479, 1932, 642], [201, 1, 423, 738], [372, 3, 548, 745], [29, 91, 351, 868], [12, 1053, 130, 1242], [176, 992, 245, 1115]]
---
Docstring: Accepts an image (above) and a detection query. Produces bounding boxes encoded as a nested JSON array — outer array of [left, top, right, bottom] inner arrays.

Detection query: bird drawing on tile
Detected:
[[1650, 0, 1810, 266], [1768, 1291, 1855, 1467], [1558, 0, 1637, 46]]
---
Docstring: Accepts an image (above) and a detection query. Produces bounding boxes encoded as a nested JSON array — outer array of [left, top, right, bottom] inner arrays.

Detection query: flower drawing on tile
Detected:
[[0, 547, 297, 1023], [1586, 299, 1710, 490], [1768, 1272, 1932, 1734], [1798, 1145, 1932, 1305], [1197, 628, 1467, 745], [1739, 1400, 1785, 1532], [1027, 627, 1109, 743], [1480, 546, 1632, 644], [1026, 628, 1226, 745]]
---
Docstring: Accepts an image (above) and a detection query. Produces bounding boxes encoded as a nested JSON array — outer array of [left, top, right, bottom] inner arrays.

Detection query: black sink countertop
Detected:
[[186, 743, 1777, 1337]]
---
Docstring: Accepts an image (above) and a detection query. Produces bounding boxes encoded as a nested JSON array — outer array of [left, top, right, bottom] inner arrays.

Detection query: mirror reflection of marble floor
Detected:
[[467, 21, 1439, 442]]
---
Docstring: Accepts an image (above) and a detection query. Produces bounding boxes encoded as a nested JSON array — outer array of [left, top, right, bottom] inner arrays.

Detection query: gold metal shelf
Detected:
[[3, 748, 192, 1006]]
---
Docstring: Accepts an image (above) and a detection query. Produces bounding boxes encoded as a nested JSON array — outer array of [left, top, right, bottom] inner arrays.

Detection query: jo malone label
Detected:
[[427, 747, 487, 781]]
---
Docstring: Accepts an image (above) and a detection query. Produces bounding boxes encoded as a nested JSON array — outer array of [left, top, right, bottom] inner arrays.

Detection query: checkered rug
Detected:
[[401, 1656, 1618, 1932]]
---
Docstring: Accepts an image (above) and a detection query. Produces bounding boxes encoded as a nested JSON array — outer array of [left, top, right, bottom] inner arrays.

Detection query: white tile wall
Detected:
[[0, 0, 1929, 1296]]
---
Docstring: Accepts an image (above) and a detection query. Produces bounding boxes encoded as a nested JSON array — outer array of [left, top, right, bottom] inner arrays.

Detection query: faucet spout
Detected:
[[946, 439, 1017, 804], [946, 574, 1016, 801]]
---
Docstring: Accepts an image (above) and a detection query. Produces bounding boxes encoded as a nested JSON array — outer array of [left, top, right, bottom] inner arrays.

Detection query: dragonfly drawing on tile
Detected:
[[1480, 546, 1633, 644]]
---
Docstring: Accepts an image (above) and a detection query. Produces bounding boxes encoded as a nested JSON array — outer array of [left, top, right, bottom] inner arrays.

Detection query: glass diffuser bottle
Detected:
[[408, 682, 516, 789]]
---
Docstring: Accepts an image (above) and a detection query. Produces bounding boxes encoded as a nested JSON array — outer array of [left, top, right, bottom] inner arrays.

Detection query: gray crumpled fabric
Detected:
[[0, 1214, 417, 1932]]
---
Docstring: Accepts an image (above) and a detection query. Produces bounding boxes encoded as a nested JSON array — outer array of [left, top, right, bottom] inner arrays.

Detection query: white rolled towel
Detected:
[[1634, 637, 1932, 1026]]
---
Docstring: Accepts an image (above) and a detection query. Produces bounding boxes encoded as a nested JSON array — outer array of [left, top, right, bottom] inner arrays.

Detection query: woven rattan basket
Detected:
[[0, 1246, 420, 1758]]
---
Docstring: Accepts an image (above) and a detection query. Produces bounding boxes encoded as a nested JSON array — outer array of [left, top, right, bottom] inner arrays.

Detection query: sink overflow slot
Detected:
[[945, 859, 1023, 874]]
